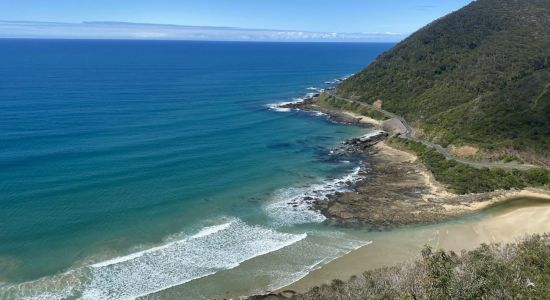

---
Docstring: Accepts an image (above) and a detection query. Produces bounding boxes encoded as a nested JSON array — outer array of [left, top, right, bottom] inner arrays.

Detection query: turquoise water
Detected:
[[0, 40, 392, 298]]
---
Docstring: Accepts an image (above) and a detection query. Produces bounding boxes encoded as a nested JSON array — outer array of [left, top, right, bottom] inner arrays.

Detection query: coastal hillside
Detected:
[[336, 0, 550, 165]]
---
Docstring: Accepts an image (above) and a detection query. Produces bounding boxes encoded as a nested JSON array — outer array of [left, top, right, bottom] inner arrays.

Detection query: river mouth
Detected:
[[278, 196, 550, 294]]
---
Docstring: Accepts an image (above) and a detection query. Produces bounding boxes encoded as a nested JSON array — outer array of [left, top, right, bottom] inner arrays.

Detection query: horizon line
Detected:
[[0, 20, 408, 43], [0, 36, 399, 44]]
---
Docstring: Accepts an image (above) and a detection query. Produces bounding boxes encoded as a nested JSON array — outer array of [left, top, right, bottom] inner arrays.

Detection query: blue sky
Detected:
[[0, 0, 473, 41]]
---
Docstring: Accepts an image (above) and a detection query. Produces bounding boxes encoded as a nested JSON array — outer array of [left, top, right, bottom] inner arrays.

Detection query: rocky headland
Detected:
[[273, 96, 550, 230]]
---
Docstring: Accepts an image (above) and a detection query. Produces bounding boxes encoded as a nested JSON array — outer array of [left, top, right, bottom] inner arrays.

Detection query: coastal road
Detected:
[[326, 92, 542, 171]]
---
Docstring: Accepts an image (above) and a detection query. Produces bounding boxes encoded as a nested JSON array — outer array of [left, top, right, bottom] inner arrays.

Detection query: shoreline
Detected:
[[263, 94, 550, 297]]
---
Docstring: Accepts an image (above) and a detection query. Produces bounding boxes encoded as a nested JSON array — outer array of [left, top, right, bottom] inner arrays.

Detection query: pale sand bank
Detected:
[[340, 111, 382, 126], [281, 197, 550, 293], [310, 104, 382, 126]]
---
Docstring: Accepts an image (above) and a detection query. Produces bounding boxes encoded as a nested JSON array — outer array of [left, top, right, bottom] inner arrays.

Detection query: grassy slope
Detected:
[[336, 0, 550, 161]]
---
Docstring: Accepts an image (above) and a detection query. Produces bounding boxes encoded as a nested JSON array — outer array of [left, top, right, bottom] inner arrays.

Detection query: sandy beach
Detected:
[[281, 196, 550, 293]]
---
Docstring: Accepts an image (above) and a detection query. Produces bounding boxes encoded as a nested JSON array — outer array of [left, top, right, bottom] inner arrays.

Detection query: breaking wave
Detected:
[[0, 219, 306, 300]]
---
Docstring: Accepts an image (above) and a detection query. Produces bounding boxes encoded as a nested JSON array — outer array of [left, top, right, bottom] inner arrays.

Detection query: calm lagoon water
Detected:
[[0, 40, 393, 299]]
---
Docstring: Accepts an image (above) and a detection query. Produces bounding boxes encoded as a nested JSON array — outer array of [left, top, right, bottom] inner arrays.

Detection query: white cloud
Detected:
[[0, 21, 406, 42]]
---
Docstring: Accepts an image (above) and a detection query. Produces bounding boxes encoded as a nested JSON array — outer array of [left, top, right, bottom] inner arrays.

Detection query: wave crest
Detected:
[[0, 219, 306, 300]]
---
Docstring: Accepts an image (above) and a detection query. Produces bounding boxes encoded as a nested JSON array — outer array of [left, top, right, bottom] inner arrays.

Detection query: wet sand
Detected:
[[281, 197, 550, 293]]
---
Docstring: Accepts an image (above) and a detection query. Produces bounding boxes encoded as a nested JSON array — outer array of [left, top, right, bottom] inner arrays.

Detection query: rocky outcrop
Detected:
[[316, 142, 526, 230]]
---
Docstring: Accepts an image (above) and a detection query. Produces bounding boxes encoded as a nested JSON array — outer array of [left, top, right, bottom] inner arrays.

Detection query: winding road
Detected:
[[326, 92, 543, 171]]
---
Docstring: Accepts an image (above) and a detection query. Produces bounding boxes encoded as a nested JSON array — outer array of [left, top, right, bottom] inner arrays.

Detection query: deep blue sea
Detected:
[[0, 40, 392, 299]]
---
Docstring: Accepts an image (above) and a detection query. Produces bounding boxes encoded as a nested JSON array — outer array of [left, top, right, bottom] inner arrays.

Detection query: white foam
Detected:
[[91, 221, 236, 269], [0, 219, 306, 300], [268, 240, 374, 291], [358, 130, 386, 141], [313, 111, 327, 117], [266, 97, 305, 113], [266, 166, 365, 226], [257, 231, 373, 293], [189, 221, 234, 239], [268, 105, 291, 112], [306, 87, 318, 90], [341, 73, 355, 80]]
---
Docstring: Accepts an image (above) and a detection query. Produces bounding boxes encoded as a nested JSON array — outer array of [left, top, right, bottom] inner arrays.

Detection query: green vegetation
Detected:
[[254, 234, 550, 300], [315, 93, 388, 121], [389, 136, 550, 194], [337, 0, 550, 162], [500, 154, 524, 164]]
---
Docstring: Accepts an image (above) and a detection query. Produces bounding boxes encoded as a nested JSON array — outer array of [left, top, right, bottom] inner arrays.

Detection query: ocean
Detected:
[[0, 39, 393, 299]]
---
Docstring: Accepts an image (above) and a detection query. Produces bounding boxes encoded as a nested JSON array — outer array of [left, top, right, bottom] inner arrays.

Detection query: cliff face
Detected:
[[337, 0, 550, 162]]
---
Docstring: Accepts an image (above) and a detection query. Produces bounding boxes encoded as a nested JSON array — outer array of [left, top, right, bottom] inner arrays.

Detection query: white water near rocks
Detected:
[[266, 166, 365, 226]]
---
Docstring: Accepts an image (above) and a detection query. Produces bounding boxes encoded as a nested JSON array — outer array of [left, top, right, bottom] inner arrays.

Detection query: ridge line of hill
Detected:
[[335, 0, 550, 167]]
